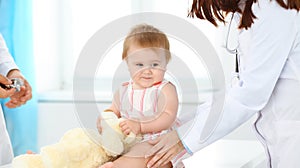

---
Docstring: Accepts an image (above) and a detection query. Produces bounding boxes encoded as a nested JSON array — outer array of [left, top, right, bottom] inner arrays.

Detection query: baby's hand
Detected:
[[96, 115, 103, 134], [119, 119, 141, 135]]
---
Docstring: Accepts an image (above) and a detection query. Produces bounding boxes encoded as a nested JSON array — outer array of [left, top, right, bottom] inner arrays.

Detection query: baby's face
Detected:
[[126, 44, 167, 89]]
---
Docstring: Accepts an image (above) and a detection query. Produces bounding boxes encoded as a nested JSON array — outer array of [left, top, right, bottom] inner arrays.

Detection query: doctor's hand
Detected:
[[0, 74, 15, 98], [5, 69, 32, 108], [145, 130, 185, 168]]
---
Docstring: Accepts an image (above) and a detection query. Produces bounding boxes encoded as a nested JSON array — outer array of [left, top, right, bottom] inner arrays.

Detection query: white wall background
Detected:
[[32, 0, 227, 92]]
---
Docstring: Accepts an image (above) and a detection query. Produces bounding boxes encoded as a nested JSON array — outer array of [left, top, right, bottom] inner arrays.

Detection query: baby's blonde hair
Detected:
[[122, 24, 171, 63]]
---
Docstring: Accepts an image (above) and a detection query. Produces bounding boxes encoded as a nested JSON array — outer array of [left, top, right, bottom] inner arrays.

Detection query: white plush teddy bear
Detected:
[[12, 112, 141, 168]]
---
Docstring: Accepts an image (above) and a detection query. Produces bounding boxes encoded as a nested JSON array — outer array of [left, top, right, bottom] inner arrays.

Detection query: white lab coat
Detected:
[[0, 34, 18, 165], [177, 0, 300, 167]]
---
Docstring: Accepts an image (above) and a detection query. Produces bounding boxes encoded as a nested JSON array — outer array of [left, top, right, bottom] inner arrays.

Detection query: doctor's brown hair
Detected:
[[122, 24, 171, 63], [189, 0, 300, 29]]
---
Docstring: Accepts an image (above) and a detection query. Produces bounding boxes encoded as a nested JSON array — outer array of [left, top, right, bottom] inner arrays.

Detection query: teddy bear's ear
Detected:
[[100, 119, 124, 157]]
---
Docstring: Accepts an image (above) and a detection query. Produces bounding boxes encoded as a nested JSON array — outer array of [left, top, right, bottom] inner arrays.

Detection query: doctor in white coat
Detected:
[[146, 0, 300, 168], [0, 33, 32, 165]]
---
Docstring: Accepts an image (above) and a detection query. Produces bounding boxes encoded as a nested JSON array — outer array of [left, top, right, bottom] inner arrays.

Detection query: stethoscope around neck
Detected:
[[225, 12, 240, 80]]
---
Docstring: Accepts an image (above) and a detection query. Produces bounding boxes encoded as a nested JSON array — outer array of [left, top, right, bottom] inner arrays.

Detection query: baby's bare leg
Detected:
[[109, 142, 172, 168]]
